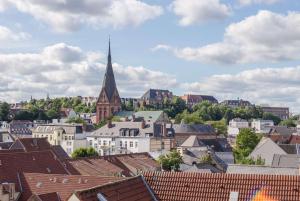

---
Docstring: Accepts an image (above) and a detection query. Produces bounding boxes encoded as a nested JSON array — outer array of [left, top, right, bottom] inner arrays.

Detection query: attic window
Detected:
[[97, 193, 108, 201]]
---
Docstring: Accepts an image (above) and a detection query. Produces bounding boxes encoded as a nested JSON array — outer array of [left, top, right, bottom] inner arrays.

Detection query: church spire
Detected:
[[102, 38, 118, 102]]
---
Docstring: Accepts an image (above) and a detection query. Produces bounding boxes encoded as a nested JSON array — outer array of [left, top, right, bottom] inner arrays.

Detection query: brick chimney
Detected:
[[141, 120, 146, 129], [107, 120, 113, 128]]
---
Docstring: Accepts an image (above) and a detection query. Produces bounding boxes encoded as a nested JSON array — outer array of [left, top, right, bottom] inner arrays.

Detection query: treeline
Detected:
[[0, 97, 96, 122]]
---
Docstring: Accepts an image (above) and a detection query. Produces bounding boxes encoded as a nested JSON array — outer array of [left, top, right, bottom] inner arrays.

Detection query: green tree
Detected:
[[71, 147, 98, 158], [158, 150, 183, 171], [0, 102, 10, 121], [206, 119, 227, 135], [262, 112, 281, 125], [234, 128, 261, 164], [66, 117, 86, 125], [280, 119, 297, 127]]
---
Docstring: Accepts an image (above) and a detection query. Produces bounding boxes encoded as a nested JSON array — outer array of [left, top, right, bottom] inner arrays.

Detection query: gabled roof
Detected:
[[134, 111, 165, 122], [180, 135, 205, 147], [73, 176, 154, 201], [269, 126, 296, 135], [141, 89, 172, 100], [173, 123, 215, 134], [10, 138, 51, 152], [143, 172, 300, 201], [21, 173, 126, 201], [272, 154, 300, 168]]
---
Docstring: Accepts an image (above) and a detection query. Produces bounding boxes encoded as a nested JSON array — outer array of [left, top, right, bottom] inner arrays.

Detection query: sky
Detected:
[[0, 0, 300, 113]]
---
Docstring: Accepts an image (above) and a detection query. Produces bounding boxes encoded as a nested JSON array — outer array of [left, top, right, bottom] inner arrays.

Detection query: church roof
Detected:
[[101, 39, 118, 102]]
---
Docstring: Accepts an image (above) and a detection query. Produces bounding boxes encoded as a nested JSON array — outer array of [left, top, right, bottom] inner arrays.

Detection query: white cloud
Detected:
[[0, 25, 30, 41], [156, 10, 300, 64], [170, 0, 231, 26], [0, 43, 177, 102], [238, 0, 280, 6], [1, 0, 163, 32], [181, 66, 300, 112]]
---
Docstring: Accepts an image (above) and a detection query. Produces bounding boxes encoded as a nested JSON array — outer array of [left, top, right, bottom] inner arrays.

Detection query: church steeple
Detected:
[[102, 38, 118, 102], [96, 38, 121, 123]]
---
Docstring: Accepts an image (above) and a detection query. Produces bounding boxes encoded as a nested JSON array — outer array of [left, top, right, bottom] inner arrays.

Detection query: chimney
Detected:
[[141, 120, 146, 129], [107, 120, 112, 128]]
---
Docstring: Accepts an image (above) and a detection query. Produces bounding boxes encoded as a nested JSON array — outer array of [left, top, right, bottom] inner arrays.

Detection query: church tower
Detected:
[[96, 40, 121, 123]]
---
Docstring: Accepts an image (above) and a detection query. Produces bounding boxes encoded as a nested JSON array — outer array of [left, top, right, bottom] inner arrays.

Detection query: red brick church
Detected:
[[96, 40, 121, 123]]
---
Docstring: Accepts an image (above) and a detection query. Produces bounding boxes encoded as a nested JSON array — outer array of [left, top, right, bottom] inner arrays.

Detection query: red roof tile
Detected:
[[0, 150, 69, 195], [74, 176, 154, 201], [143, 172, 300, 201], [10, 138, 51, 152], [21, 173, 126, 201], [28, 192, 60, 201]]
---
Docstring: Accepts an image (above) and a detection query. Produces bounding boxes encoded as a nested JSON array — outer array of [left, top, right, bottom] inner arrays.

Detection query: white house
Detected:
[[251, 119, 274, 134], [32, 124, 87, 156], [227, 118, 249, 137]]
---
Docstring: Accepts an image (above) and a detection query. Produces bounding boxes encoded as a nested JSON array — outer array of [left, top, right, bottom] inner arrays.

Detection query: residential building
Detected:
[[77, 96, 97, 106], [261, 106, 290, 120], [227, 118, 249, 137], [32, 124, 87, 155], [140, 89, 173, 107], [121, 97, 139, 108], [143, 172, 300, 201], [180, 94, 218, 108], [267, 126, 297, 143], [133, 110, 170, 123], [96, 40, 121, 123], [221, 99, 252, 108], [53, 108, 78, 124], [87, 120, 174, 156], [173, 123, 217, 146], [249, 137, 287, 165], [251, 119, 274, 133], [0, 120, 33, 139]]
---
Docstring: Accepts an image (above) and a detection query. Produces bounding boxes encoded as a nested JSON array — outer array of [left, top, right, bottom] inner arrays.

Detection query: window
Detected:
[[64, 136, 67, 141], [98, 140, 101, 145], [69, 136, 71, 140], [120, 141, 123, 147], [103, 140, 107, 146], [135, 141, 138, 148], [130, 141, 133, 148], [50, 135, 52, 141], [125, 141, 127, 148], [94, 144, 98, 149], [89, 140, 93, 146]]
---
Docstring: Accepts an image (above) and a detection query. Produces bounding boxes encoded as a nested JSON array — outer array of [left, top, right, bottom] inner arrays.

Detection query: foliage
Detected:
[[279, 118, 297, 127], [234, 128, 261, 164], [200, 154, 213, 164], [158, 150, 183, 171], [71, 147, 98, 158], [262, 112, 281, 125], [0, 102, 10, 121], [66, 117, 86, 125], [238, 156, 265, 165], [206, 119, 227, 135], [94, 119, 107, 129]]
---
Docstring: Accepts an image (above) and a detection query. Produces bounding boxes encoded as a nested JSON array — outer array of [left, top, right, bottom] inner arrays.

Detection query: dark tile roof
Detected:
[[0, 142, 13, 150], [269, 126, 296, 136], [21, 173, 125, 201], [73, 176, 154, 201], [173, 124, 215, 134], [28, 192, 61, 201], [143, 172, 300, 201], [141, 89, 172, 100], [278, 144, 299, 154], [51, 145, 70, 160]]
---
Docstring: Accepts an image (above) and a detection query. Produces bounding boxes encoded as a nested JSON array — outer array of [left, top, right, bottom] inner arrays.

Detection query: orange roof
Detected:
[[143, 172, 300, 201], [21, 173, 126, 201], [74, 176, 154, 201]]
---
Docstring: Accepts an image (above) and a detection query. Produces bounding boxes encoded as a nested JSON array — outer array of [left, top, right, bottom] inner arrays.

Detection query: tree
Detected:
[[158, 150, 183, 171], [262, 112, 281, 125], [234, 128, 261, 164], [71, 147, 98, 158], [206, 119, 227, 135], [280, 119, 297, 127], [66, 117, 86, 125], [0, 102, 10, 121]]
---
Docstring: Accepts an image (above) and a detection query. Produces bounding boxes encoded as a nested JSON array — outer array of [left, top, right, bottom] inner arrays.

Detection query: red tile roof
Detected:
[[73, 176, 154, 201], [0, 150, 69, 195], [143, 172, 300, 201], [10, 138, 51, 152], [21, 173, 126, 201], [65, 158, 124, 176], [28, 192, 60, 201]]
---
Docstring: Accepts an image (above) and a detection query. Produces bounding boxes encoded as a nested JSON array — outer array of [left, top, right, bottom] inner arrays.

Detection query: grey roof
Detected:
[[173, 124, 215, 134], [279, 144, 300, 154], [179, 164, 212, 173], [181, 135, 205, 147], [90, 121, 153, 137], [272, 154, 300, 168], [141, 89, 172, 100], [226, 164, 299, 175], [32, 124, 82, 134], [269, 126, 296, 135], [215, 152, 234, 165], [198, 95, 218, 103], [134, 111, 166, 123], [250, 137, 287, 166], [101, 40, 119, 102]]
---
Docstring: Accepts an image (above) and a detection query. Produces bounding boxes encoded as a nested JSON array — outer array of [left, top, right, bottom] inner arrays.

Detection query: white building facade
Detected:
[[227, 118, 249, 137], [251, 119, 274, 134]]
